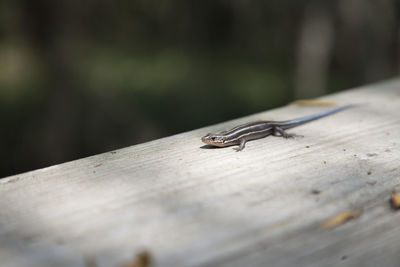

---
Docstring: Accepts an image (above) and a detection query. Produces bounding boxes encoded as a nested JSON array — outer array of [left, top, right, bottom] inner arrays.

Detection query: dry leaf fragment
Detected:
[[321, 209, 361, 228], [84, 256, 98, 267], [391, 189, 400, 209], [121, 251, 151, 267], [289, 99, 336, 106]]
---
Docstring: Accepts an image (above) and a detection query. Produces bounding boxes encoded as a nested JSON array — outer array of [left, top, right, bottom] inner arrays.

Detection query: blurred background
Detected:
[[0, 0, 398, 178]]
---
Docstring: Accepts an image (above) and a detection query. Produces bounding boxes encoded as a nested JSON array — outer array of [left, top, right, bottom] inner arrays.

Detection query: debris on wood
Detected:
[[390, 189, 400, 210], [289, 99, 336, 106], [311, 189, 321, 195], [321, 209, 361, 228], [1, 176, 20, 184], [121, 250, 151, 267], [386, 168, 398, 173]]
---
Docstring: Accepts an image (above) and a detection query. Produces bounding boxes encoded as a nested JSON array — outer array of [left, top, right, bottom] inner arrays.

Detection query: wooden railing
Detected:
[[1, 79, 400, 267]]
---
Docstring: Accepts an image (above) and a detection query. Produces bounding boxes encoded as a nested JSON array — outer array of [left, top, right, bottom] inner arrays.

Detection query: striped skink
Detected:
[[201, 104, 358, 151]]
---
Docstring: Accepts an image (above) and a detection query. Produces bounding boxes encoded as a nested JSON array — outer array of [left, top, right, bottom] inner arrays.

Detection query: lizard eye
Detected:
[[211, 137, 216, 141]]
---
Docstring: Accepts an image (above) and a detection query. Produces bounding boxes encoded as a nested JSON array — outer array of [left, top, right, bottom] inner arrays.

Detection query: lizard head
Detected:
[[201, 133, 227, 147]]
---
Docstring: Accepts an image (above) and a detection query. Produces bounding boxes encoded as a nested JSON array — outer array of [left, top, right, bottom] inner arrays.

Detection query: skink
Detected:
[[201, 104, 358, 151]]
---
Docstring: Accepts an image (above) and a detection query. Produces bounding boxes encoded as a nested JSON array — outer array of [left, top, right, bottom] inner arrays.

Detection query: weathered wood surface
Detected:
[[1, 79, 400, 267]]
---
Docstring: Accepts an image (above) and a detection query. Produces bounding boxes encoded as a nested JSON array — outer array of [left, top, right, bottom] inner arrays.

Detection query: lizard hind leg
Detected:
[[273, 126, 302, 139]]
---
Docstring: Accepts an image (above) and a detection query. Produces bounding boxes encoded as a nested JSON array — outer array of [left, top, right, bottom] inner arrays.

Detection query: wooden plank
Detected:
[[1, 79, 400, 267]]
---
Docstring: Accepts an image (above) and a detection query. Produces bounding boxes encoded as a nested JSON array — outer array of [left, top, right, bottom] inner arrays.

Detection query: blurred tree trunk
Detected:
[[19, 0, 84, 167], [294, 1, 334, 99], [336, 0, 397, 85]]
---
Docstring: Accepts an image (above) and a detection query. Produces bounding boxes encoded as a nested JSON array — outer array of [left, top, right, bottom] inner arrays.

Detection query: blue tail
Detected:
[[278, 104, 361, 129]]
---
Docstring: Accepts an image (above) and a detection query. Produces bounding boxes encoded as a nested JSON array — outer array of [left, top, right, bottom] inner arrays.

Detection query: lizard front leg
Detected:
[[233, 138, 246, 151]]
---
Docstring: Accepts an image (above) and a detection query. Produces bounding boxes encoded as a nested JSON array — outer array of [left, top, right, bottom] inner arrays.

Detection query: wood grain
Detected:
[[1, 79, 400, 267]]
